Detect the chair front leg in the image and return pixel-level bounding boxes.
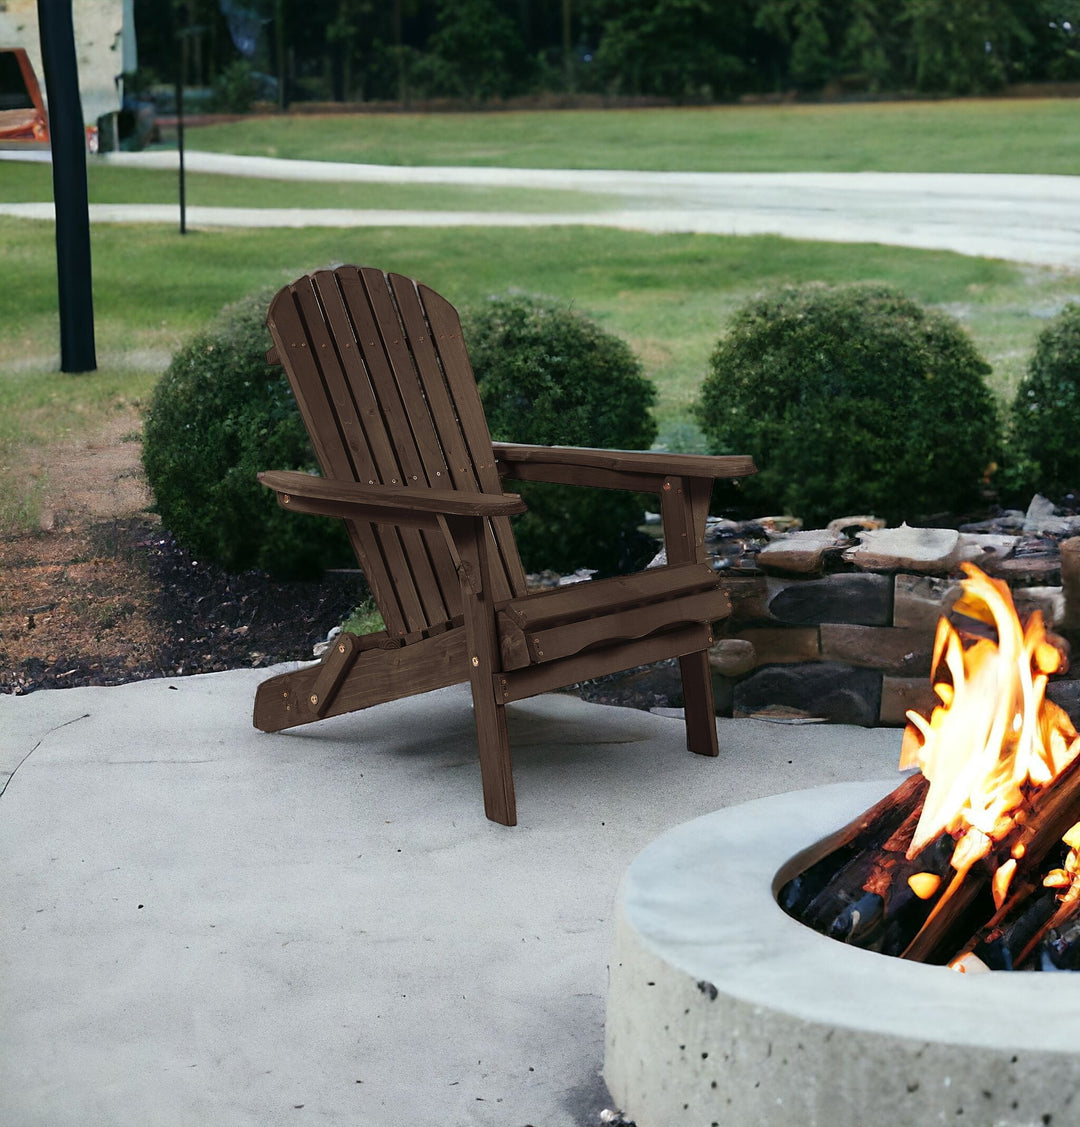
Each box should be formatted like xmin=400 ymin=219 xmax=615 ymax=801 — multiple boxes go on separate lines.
xmin=661 ymin=477 xmax=721 ymax=756
xmin=442 ymin=515 xmax=517 ymax=826
xmin=680 ymin=647 xmax=720 ymax=757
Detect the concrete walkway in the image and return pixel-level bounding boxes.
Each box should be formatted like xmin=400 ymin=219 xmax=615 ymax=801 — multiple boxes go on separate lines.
xmin=3 ymin=148 xmax=1080 ymax=268
xmin=0 ymin=666 xmax=905 ymax=1126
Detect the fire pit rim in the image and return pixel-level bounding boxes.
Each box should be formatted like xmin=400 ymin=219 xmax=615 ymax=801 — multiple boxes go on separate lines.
xmin=618 ymin=778 xmax=1080 ymax=1056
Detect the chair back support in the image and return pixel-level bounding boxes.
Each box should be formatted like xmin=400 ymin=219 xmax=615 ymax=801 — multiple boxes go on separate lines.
xmin=267 ymin=266 xmax=527 ymax=637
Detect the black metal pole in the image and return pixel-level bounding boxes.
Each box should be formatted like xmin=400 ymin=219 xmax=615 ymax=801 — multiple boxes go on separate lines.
xmin=176 ymin=45 xmax=187 ymax=236
xmin=37 ymin=0 xmax=96 ymax=373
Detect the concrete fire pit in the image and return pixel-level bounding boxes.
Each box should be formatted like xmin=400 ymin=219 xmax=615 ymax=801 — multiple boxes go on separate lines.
xmin=604 ymin=780 xmax=1080 ymax=1127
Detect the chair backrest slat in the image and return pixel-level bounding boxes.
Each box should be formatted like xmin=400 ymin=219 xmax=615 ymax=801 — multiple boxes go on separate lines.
xmin=262 ymin=281 xmax=405 ymax=634
xmin=309 ymin=270 xmax=455 ymax=627
xmin=388 ymin=273 xmax=479 ymax=492
xmin=352 ymin=269 xmax=454 ymax=485
xmin=267 ymin=266 xmax=527 ymax=637
xmin=283 ymin=274 xmax=431 ymax=633
xmin=419 ymin=282 xmax=528 ymax=601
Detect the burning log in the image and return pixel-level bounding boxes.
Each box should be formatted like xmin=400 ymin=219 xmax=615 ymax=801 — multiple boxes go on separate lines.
xmin=778 ymin=772 xmax=927 ymax=919
xmin=781 ymin=563 xmax=1080 ymax=970
xmin=778 ymin=775 xmax=953 ymax=956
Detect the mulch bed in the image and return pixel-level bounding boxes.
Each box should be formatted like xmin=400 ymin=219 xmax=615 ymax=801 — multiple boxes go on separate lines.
xmin=0 ymin=516 xmax=364 ymax=695
xmin=1 ymin=515 xmax=677 ymax=709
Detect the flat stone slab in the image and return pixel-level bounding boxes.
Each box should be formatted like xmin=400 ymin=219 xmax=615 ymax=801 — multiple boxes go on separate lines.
xmin=844 ymin=525 xmax=958 ymax=573
xmin=892 ymin=574 xmax=962 ymax=629
xmin=757 ymin=530 xmax=843 ymax=574
xmin=819 ymin=624 xmax=933 ymax=676
xmin=605 ymin=781 xmax=1080 ymax=1127
xmin=951 ymin=532 xmax=1019 ymax=568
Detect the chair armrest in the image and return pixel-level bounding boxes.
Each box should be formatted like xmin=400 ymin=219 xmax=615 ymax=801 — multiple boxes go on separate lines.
xmin=258 ymin=470 xmax=526 ymax=525
xmin=492 ymin=443 xmax=756 ymax=491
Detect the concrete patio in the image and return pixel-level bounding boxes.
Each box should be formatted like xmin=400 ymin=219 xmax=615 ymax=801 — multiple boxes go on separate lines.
xmin=1 ymin=664 xmax=905 ymax=1126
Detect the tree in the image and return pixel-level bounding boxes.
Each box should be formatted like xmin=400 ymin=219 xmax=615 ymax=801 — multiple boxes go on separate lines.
xmin=901 ymin=0 xmax=1031 ymax=94
xmin=754 ymin=0 xmax=840 ymax=88
xmin=326 ymin=0 xmax=373 ymax=100
xmin=1009 ymin=0 xmax=1080 ymax=82
xmin=592 ymin=0 xmax=755 ymax=100
xmin=842 ymin=0 xmax=903 ymax=91
xmin=415 ymin=0 xmax=532 ymax=100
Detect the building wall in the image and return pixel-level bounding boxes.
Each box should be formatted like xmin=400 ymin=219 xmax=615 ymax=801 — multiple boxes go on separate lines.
xmin=0 ymin=0 xmax=132 ymax=124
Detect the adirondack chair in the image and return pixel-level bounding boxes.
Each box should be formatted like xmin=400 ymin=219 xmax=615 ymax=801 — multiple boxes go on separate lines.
xmin=253 ymin=266 xmax=756 ymax=824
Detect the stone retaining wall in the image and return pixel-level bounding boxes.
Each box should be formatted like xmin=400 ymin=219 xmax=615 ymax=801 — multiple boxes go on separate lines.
xmin=702 ymin=513 xmax=1080 ymax=728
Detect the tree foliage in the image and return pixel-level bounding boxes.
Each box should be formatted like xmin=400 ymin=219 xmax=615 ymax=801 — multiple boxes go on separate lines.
xmin=903 ymin=0 xmax=1031 ymax=94
xmin=133 ymin=0 xmax=1077 ymax=104
xmin=591 ymin=0 xmax=754 ymax=100
xmin=409 ymin=0 xmax=533 ymax=100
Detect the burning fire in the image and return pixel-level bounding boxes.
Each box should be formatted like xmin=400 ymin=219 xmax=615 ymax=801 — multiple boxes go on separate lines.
xmin=780 ymin=563 xmax=1080 ymax=969
xmin=900 ymin=563 xmax=1080 ymax=931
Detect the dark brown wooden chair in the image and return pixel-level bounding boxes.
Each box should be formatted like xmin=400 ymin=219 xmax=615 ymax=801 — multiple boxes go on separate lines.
xmin=253 ymin=266 xmax=756 ymax=824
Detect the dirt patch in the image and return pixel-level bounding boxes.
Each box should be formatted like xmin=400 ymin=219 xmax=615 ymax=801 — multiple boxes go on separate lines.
xmin=0 ymin=418 xmax=364 ymax=694
xmin=26 ymin=411 xmax=152 ymax=529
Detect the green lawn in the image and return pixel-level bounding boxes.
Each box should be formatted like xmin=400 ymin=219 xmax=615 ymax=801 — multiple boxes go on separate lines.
xmin=5 ymin=216 xmax=1078 ymax=429
xmin=0 ymin=159 xmax=615 ymax=212
xmin=176 ymin=99 xmax=1080 ymax=175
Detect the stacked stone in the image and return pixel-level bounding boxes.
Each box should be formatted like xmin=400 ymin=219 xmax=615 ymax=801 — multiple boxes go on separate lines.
xmin=706 ymin=513 xmax=1080 ymax=729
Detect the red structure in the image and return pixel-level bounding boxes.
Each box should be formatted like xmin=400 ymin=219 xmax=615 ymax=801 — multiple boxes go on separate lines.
xmin=0 ymin=47 xmax=48 ymax=142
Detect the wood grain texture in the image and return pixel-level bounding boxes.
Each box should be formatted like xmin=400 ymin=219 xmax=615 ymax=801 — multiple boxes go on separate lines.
xmin=258 ymin=471 xmax=526 ymax=518
xmin=495 ymin=623 xmax=715 ymax=704
xmin=256 ymin=265 xmax=753 ymax=823
xmin=494 ymin=442 xmax=756 ymax=481
xmin=253 ymin=628 xmax=467 ymax=732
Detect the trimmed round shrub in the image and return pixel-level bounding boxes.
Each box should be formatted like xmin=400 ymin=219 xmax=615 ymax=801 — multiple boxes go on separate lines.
xmin=696 ymin=284 xmax=1001 ymax=527
xmin=462 ymin=294 xmax=658 ymax=575
xmin=142 ymin=291 xmax=353 ymax=579
xmin=1006 ymin=303 xmax=1080 ymax=504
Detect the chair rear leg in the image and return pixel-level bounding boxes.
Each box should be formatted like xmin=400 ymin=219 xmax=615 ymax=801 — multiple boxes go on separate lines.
xmin=679 ymin=649 xmax=719 ymax=757
xmin=470 ymin=686 xmax=517 ymax=826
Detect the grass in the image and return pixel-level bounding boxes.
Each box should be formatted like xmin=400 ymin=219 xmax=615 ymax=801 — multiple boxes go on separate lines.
xmin=5 ymin=217 xmax=1078 ymax=425
xmin=0 ymin=159 xmax=615 ymax=212
xmin=340 ymin=599 xmax=385 ymax=637
xmin=177 ymin=99 xmax=1080 ymax=175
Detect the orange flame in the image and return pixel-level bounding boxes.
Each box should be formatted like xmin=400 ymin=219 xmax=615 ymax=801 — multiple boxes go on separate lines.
xmin=901 ymin=564 xmax=1079 ymax=888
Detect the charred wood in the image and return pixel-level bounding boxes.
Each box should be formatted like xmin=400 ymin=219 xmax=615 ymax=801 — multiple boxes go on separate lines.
xmin=783 ymin=754 xmax=1080 ymax=968
xmin=778 ymin=774 xmax=958 ymax=955
xmin=778 ymin=774 xmax=927 ymax=921
xmin=1035 ymin=900 xmax=1080 ymax=970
